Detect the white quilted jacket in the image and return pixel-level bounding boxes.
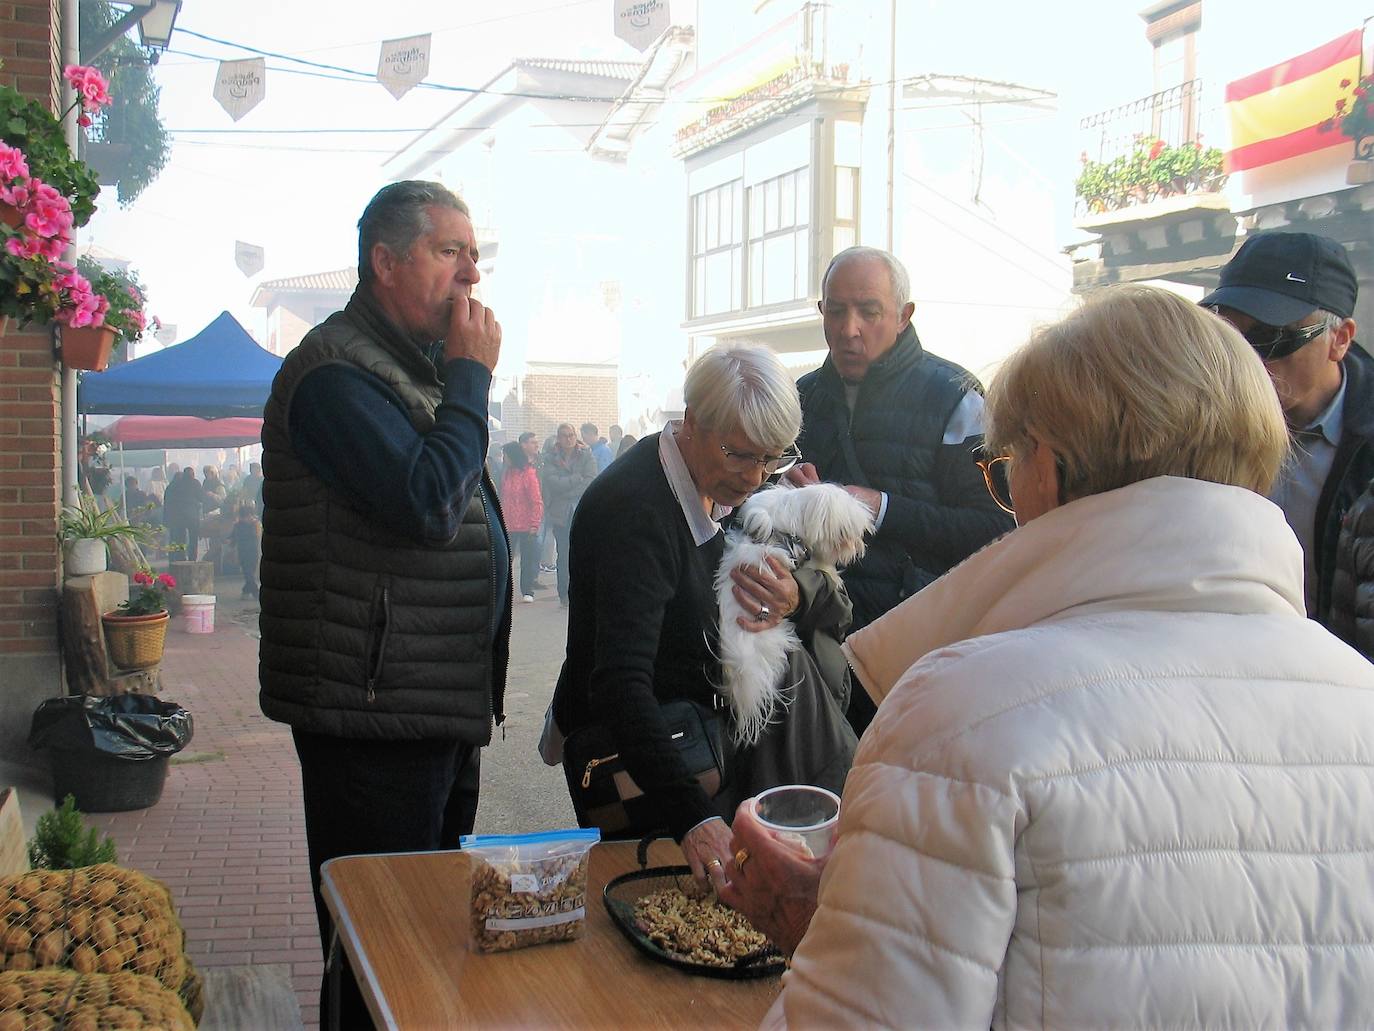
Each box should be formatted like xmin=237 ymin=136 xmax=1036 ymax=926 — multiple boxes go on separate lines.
xmin=769 ymin=477 xmax=1374 ymax=1030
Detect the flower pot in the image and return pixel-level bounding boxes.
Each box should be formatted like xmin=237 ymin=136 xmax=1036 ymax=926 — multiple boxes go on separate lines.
xmin=65 ymin=537 xmax=107 ymax=576
xmin=1348 ymin=160 xmax=1374 ymax=185
xmin=0 ymin=202 xmax=20 ymax=229
xmin=61 ymin=325 xmax=117 ymax=372
xmin=102 ymin=610 xmax=169 ymax=670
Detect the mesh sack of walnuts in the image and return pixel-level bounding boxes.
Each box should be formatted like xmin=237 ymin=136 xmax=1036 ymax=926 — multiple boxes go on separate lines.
xmin=0 ymin=865 xmax=187 ymax=993
xmin=461 ymin=828 xmax=600 ymax=953
xmin=0 ymin=969 xmax=195 ymax=1031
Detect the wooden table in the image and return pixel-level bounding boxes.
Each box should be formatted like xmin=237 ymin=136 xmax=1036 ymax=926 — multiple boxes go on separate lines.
xmin=322 ymin=840 xmax=782 ymax=1029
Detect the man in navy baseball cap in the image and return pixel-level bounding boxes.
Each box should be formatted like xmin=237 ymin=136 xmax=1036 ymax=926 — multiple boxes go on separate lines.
xmin=1202 ymin=231 xmax=1367 ymax=649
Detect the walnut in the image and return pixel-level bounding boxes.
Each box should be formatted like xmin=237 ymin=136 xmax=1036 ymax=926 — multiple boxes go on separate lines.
xmin=468 ymin=851 xmax=591 ymax=953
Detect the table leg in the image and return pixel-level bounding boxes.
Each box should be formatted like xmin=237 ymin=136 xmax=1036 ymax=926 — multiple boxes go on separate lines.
xmin=326 ymin=929 xmax=341 ymax=1031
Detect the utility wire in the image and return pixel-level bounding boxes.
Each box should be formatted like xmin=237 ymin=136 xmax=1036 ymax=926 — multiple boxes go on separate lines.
xmin=168 ymin=27 xmax=1057 ymax=110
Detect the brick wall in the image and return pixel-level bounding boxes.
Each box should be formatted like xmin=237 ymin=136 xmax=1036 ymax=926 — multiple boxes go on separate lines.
xmin=502 ymin=364 xmax=618 ymax=444
xmin=1 ymin=0 xmax=64 ymax=753
xmin=2 ymin=0 xmax=63 ymax=109
xmin=0 ymin=326 xmax=61 ymax=656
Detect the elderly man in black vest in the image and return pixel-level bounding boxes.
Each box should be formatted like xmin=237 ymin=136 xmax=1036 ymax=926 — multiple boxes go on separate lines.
xmin=791 ymin=246 xmax=1014 ymax=734
xmin=258 ymin=180 xmax=509 ymax=1029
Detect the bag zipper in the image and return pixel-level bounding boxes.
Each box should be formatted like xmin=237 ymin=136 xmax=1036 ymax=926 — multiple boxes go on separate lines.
xmin=581 ymin=752 xmax=619 ymax=788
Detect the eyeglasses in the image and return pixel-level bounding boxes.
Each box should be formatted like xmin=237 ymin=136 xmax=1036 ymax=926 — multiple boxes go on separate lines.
xmin=719 ymin=444 xmax=801 ymax=476
xmin=1204 ymin=305 xmax=1327 ymax=361
xmin=975 ymin=449 xmax=1014 ymax=514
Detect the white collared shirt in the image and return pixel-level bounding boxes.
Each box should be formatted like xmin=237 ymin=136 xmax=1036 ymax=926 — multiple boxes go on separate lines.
xmin=659 ymin=420 xmax=732 ymax=546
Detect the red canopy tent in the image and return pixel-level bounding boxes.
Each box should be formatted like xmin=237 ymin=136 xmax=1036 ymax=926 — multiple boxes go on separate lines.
xmin=105 ymin=416 xmax=263 ymax=449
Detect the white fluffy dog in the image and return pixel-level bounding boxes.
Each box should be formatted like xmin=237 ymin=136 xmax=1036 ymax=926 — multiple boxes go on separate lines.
xmin=714 ymin=481 xmax=875 ymax=746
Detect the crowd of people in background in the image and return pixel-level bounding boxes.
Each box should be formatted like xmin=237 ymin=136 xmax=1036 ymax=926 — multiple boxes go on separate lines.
xmin=489 ymin=419 xmax=635 ymax=605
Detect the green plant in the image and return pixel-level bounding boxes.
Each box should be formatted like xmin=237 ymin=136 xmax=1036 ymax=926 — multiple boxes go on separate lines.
xmin=27 ymin=794 xmax=118 ymax=869
xmin=1321 ymin=74 xmax=1374 ymax=158
xmin=76 ymin=254 xmax=152 ymax=347
xmin=79 ymin=0 xmax=171 ymax=205
xmin=0 ymin=75 xmax=101 ymax=228
xmin=1076 ymin=136 xmax=1226 ymax=214
xmin=58 ymin=490 xmax=160 ymax=546
xmin=118 ymin=567 xmax=177 ymax=615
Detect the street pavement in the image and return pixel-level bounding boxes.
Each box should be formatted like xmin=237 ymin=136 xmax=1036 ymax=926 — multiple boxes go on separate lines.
xmin=18 ymin=570 xmax=575 ymax=1028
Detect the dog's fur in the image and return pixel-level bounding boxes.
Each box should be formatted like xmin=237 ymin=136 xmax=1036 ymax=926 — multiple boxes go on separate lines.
xmin=714 ymin=482 xmax=875 ymax=746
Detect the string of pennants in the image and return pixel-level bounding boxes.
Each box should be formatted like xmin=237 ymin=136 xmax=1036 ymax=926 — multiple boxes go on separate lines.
xmin=211 ymin=1 xmax=670 ymax=122
xmin=213 ymin=34 xmax=433 ymax=121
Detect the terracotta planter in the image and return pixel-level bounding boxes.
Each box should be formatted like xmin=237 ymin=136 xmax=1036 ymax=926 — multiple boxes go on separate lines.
xmin=61 ymin=325 xmax=117 ymax=372
xmin=102 ymin=610 xmax=169 ymax=670
xmin=0 ymin=202 xmax=20 ymax=229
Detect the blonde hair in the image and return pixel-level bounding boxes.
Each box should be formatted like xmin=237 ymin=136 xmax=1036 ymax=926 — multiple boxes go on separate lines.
xmin=683 ymin=343 xmax=801 ymax=453
xmin=985 ymin=285 xmax=1289 ymax=498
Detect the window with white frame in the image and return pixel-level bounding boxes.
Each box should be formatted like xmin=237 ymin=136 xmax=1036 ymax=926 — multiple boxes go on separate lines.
xmin=747 ymin=166 xmax=810 ymax=308
xmin=690 ymin=179 xmax=743 ymax=318
xmin=687 ymin=118 xmax=859 ymax=321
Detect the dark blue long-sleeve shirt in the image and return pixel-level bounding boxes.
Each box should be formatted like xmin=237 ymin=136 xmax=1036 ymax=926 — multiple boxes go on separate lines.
xmin=287 ymin=356 xmax=508 ymax=633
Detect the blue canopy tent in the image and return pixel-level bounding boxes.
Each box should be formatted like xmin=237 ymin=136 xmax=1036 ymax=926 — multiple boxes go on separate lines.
xmin=78 ymin=311 xmax=282 ymax=417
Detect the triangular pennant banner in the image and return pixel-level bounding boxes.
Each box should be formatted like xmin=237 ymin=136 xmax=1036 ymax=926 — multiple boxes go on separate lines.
xmin=378 ymin=34 xmax=432 ymax=100
xmin=214 ymin=58 xmax=266 ymax=121
xmin=614 ymin=0 xmax=670 ymax=53
xmin=235 ymin=241 xmax=265 ymax=278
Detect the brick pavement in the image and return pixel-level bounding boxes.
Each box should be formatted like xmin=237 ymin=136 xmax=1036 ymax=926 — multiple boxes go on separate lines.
xmin=83 ymin=587 xmax=323 ymax=1027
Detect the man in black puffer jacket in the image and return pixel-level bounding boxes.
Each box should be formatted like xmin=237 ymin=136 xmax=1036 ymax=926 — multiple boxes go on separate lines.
xmin=1332 ymin=483 xmax=1374 ymax=660
xmin=259 ymin=181 xmax=510 ymax=1029
xmin=1202 ymin=232 xmax=1370 ymax=652
xmin=792 ymin=247 xmax=1014 ymax=733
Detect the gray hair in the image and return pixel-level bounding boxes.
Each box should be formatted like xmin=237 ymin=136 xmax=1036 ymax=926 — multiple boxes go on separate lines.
xmin=822 ymin=246 xmax=911 ymax=308
xmin=684 ymin=343 xmax=801 ymax=453
xmin=357 ymin=181 xmax=469 ymax=285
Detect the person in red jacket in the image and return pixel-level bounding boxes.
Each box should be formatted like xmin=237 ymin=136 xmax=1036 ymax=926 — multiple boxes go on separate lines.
xmin=501 ymin=439 xmax=543 ymax=602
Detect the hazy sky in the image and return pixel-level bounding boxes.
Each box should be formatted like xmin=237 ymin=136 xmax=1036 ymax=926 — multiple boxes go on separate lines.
xmin=78 ymin=0 xmax=1161 ymax=348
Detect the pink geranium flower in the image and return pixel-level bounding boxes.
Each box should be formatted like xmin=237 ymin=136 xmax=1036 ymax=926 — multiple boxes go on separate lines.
xmin=63 ymin=65 xmax=112 ymax=114
xmin=0 ymin=144 xmax=29 ymax=185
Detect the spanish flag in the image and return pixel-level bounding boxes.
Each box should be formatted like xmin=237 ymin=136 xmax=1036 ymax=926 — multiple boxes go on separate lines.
xmin=1224 ymin=29 xmax=1363 ymax=173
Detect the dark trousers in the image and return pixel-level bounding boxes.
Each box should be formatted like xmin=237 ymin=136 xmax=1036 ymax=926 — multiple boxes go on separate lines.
xmin=168 ymin=517 xmax=199 ymax=561
xmin=292 ymin=729 xmax=480 ymax=1031
xmin=236 ymin=542 xmax=259 ymax=598
xmin=511 ymin=531 xmax=540 ymax=597
xmin=553 ymin=521 xmax=572 ymax=602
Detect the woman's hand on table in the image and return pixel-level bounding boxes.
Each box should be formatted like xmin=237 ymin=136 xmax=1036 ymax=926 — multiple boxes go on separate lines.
xmin=716 ymin=800 xmax=825 ymax=957
xmin=682 ymin=816 xmax=735 ymax=885
xmin=730 ymin=554 xmax=800 ymax=633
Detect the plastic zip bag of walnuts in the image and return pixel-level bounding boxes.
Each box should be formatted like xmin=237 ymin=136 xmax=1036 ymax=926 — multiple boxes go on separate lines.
xmin=0 ymin=969 xmax=195 ymax=1031
xmin=0 ymin=864 xmax=188 ymax=995
xmin=460 ymin=828 xmax=600 ymax=953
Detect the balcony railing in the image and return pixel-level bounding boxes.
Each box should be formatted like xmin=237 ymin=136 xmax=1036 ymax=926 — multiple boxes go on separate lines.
xmin=1080 ymin=79 xmax=1204 ymax=164
xmin=1075 ymin=79 xmax=1227 ymax=218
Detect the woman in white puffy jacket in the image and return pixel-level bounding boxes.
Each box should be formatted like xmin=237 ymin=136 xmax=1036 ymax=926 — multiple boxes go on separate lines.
xmin=719 ymin=285 xmax=1374 ymax=1029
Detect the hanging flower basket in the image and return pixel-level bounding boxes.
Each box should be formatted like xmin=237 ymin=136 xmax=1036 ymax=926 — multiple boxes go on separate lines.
xmin=102 ymin=609 xmax=169 ymax=670
xmin=61 ymin=324 xmax=117 ymax=371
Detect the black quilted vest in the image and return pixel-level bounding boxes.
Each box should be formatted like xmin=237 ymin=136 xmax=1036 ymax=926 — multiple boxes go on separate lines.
xmin=796 ymin=324 xmax=971 ymax=629
xmin=257 ymin=293 xmax=510 ymax=743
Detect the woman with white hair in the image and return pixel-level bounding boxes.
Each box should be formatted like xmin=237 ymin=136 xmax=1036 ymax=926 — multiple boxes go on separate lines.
xmin=720 ymin=285 xmax=1374 ymax=1027
xmin=549 ymin=343 xmax=839 ymax=879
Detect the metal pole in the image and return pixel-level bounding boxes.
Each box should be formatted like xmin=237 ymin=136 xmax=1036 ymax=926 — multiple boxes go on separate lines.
xmin=60 ymin=0 xmax=81 ymax=508
xmin=886 ymin=0 xmax=896 ymax=251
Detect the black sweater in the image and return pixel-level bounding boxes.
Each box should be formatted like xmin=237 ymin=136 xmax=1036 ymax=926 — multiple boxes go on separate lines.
xmin=553 ymin=433 xmax=725 ymax=839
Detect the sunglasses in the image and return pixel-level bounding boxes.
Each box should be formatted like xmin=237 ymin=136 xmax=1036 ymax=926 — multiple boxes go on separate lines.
xmin=1205 ymin=306 xmax=1327 ymax=361
xmin=719 ymin=444 xmax=801 ymax=476
xmin=975 ymin=449 xmax=1014 ymax=515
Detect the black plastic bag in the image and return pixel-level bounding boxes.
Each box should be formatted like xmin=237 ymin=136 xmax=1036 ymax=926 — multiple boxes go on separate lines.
xmin=28 ymin=693 xmax=193 ymax=761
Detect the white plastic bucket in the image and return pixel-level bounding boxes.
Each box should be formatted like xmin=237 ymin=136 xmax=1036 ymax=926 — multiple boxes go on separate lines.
xmin=182 ymin=595 xmax=216 ymax=634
